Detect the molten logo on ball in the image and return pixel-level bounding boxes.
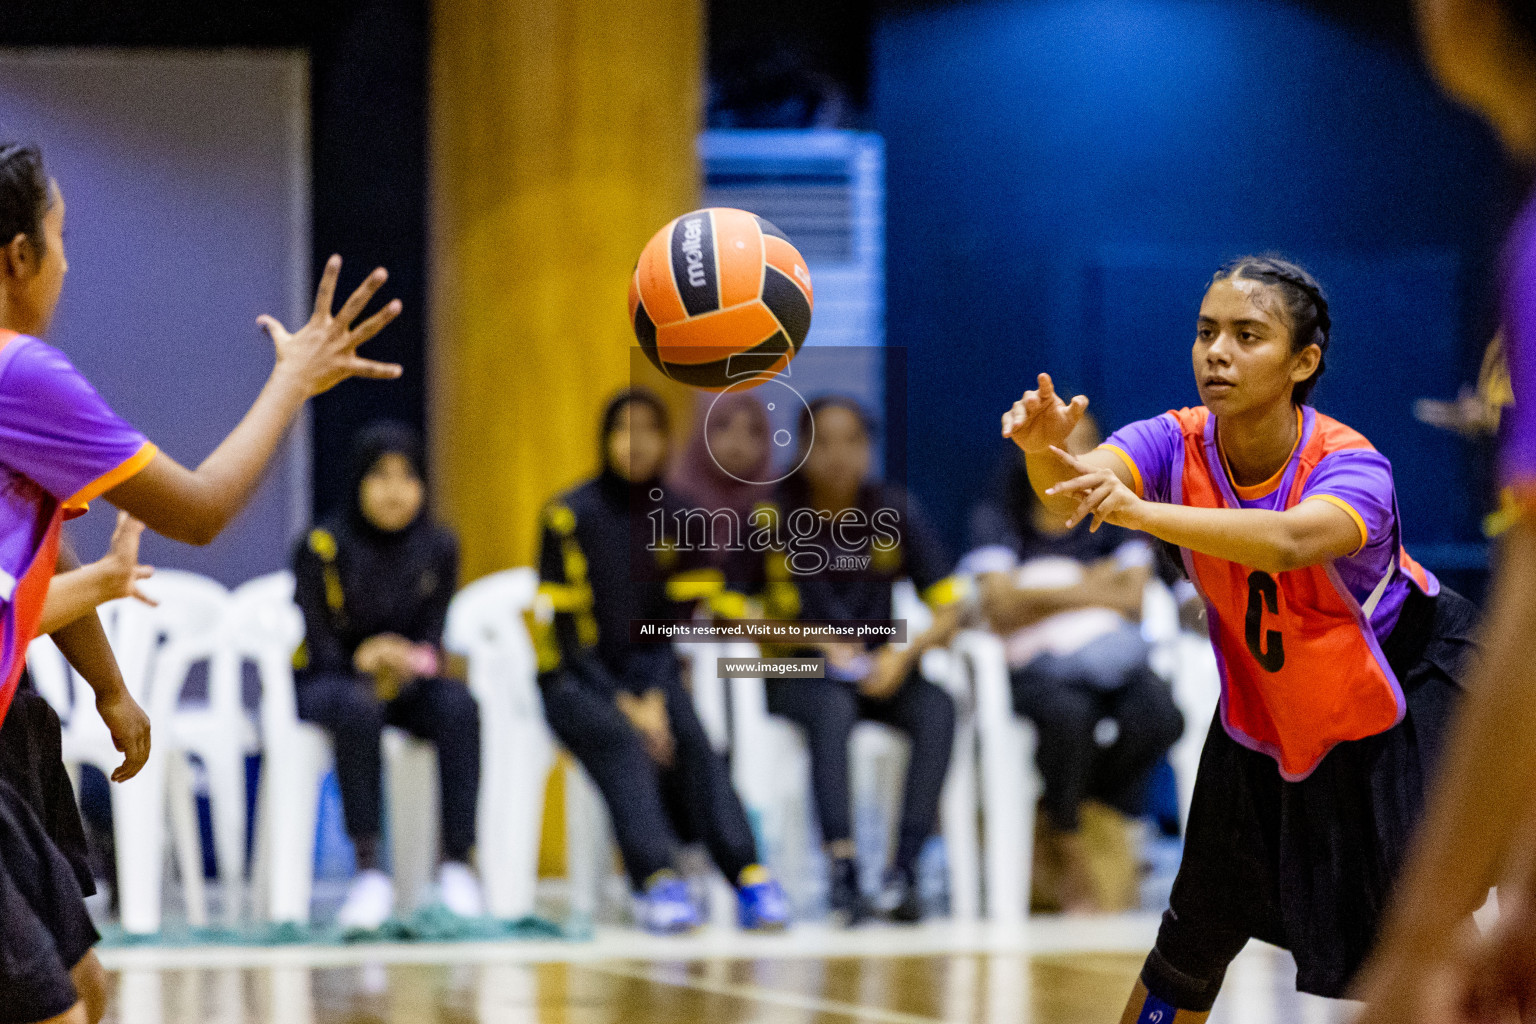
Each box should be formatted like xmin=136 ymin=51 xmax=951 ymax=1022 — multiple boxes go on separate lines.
xmin=628 ymin=207 xmax=814 ymax=391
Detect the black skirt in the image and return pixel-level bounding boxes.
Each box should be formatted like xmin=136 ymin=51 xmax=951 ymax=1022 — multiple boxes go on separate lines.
xmin=1156 ymin=585 xmax=1479 ymax=999
xmin=0 ymin=680 xmax=96 ymax=896
xmin=0 ymin=775 xmax=99 ymax=1023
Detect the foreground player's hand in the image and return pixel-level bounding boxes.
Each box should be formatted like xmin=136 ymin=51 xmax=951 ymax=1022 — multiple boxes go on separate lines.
xmin=1000 ymin=373 xmax=1088 ymax=455
xmin=95 ymin=512 xmax=156 ymax=607
xmin=261 ymin=254 xmax=403 ymax=397
xmin=97 ymin=685 xmax=152 ymax=782
xmin=1352 ymin=920 xmax=1494 ymax=1024
xmin=1045 ymin=446 xmax=1144 ymax=532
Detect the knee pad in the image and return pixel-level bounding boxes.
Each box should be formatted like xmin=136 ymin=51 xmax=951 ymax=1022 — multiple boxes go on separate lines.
xmin=1140 ymin=946 xmax=1224 ymax=1015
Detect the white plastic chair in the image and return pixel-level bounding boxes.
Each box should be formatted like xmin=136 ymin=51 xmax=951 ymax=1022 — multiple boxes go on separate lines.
xmin=721 ymin=580 xmax=981 ymax=919
xmin=245 ymin=570 xmax=473 ymax=924
xmin=154 ymin=570 xmax=255 ymax=926
xmin=1140 ymin=580 xmax=1221 ymax=827
xmin=953 ymin=626 xmax=1039 ymax=923
xmin=442 ymin=568 xmax=550 ymax=921
xmin=27 ymin=570 xmax=228 ymax=934
xmin=968 ymin=576 xmax=1219 ymax=921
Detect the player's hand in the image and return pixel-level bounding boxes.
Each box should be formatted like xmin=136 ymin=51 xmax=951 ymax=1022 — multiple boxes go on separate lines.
xmin=859 ymin=645 xmax=910 ymax=700
xmin=94 ymin=511 xmax=156 ymax=607
xmin=617 ymin=688 xmax=675 ymax=767
xmin=1001 ymin=374 xmax=1089 ymax=455
xmin=261 ymin=254 xmax=403 ymax=397
xmin=96 ymin=685 xmax=152 ymax=782
xmin=1045 ymin=446 xmax=1145 ymax=532
xmin=1352 ymin=920 xmax=1492 ymax=1024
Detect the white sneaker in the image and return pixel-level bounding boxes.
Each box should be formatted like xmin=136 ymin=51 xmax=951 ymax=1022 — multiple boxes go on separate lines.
xmin=438 ymin=861 xmax=484 ymax=918
xmin=336 ymin=869 xmax=394 ymax=931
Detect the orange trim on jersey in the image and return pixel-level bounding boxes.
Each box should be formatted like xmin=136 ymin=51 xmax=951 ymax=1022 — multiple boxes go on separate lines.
xmin=1303 ymin=494 xmax=1368 ymax=555
xmin=1220 ymin=407 xmax=1303 ymax=500
xmin=64 ymin=440 xmax=158 ymax=510
xmin=1508 ymin=480 xmax=1536 ymax=521
xmin=1099 ymin=443 xmax=1144 ymax=498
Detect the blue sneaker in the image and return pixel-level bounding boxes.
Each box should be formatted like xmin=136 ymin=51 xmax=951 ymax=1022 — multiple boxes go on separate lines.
xmin=636 ymin=872 xmax=702 ymax=935
xmin=736 ymin=865 xmax=791 ymax=931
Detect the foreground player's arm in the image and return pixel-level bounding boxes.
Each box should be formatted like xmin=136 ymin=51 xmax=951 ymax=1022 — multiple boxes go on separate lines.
xmin=38 ymin=512 xmax=154 ymax=635
xmin=104 ymin=257 xmax=401 ymax=546
xmin=46 ymin=538 xmax=152 ymax=782
xmin=1044 ymin=447 xmax=1362 ymax=574
xmin=1353 ymin=522 xmax=1536 ymax=1023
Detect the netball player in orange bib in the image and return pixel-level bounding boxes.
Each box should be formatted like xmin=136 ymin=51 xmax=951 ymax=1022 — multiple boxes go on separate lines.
xmin=1000 ymin=256 xmax=1479 ymax=1021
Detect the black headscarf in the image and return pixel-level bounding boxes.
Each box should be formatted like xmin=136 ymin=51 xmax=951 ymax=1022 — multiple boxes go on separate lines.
xmin=294 ymin=420 xmax=458 ymax=669
xmin=343 ymin=419 xmax=429 ymax=542
xmin=598 ymin=388 xmax=672 ymax=500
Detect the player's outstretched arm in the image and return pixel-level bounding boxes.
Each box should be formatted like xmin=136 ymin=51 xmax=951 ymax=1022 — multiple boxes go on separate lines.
xmin=1045 ymin=446 xmax=1363 ymax=573
xmin=1000 ymin=373 xmax=1129 ymax=518
xmin=1353 ymin=523 xmax=1536 ymax=1023
xmin=103 ymin=256 xmax=401 ymax=546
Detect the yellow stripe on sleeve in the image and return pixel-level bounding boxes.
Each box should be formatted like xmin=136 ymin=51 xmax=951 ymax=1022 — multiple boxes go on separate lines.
xmin=1098 ymin=443 xmax=1144 ymax=499
xmin=64 ymin=441 xmax=159 ymax=510
xmin=1305 ymin=494 xmax=1368 ymax=556
xmin=920 ymin=575 xmax=971 ymax=608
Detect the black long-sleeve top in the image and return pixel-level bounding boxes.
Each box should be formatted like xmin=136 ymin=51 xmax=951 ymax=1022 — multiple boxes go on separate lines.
xmin=293 ymin=516 xmax=460 ymax=676
xmin=730 ymin=481 xmax=965 ymax=656
xmin=533 ymin=470 xmax=727 ymax=696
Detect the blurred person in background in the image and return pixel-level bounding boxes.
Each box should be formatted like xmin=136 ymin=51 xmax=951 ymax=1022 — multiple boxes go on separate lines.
xmin=965 ymin=415 xmax=1183 ymax=915
xmin=293 ymin=421 xmax=483 ymax=932
xmin=532 ymin=389 xmax=789 ymax=935
xmin=1356 ymin=1 xmax=1536 ymax=1020
xmin=665 ymin=390 xmax=774 ymax=566
xmin=743 ymin=396 xmax=964 ymax=925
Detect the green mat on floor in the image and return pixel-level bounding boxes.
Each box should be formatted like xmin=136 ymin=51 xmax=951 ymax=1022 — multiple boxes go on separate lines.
xmin=97 ymin=904 xmax=576 ymax=947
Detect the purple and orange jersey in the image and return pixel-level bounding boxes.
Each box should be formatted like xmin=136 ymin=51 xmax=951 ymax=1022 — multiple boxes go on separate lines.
xmin=0 ymin=330 xmax=155 ymax=725
xmin=1105 ymin=405 xmax=1436 ymax=780
xmin=1502 ymin=189 xmax=1536 ymax=514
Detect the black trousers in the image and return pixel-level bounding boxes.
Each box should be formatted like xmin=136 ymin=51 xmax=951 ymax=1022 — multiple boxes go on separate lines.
xmin=296 ymin=673 xmax=480 ymax=864
xmin=1009 ymin=662 xmax=1184 ymax=831
xmin=766 ymin=670 xmax=956 ymax=875
xmin=540 ymin=670 xmax=759 ymax=891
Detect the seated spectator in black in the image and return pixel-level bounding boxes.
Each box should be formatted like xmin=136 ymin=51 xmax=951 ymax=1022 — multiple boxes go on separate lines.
xmin=292 ymin=421 xmax=482 ymax=931
xmin=740 ymin=396 xmax=964 ymax=925
xmin=532 ymin=388 xmax=789 ymax=935
xmin=965 ymin=416 xmax=1184 ymax=914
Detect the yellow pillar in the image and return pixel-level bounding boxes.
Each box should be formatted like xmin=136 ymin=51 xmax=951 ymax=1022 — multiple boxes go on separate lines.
xmin=430 ymin=0 xmax=702 ymax=581
xmin=430 ymin=0 xmax=703 ymax=878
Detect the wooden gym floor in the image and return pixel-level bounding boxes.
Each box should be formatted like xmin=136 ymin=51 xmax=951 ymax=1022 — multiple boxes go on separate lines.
xmin=96 ymin=920 xmax=1354 ymax=1023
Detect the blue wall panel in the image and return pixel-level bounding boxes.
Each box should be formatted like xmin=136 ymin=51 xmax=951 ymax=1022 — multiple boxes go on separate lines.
xmin=874 ymin=0 xmax=1514 ymax=559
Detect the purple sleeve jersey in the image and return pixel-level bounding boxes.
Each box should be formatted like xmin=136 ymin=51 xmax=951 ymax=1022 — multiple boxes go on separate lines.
xmin=1102 ymin=412 xmax=1182 ymax=503
xmin=0 ymin=335 xmax=154 ymax=506
xmin=1502 ymin=188 xmax=1536 ymax=514
xmin=0 ymin=334 xmax=154 ymax=582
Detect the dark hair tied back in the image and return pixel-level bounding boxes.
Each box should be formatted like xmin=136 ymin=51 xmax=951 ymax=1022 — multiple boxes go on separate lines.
xmin=1212 ymin=255 xmax=1331 ymax=405
xmin=0 ymin=144 xmax=49 ymax=258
